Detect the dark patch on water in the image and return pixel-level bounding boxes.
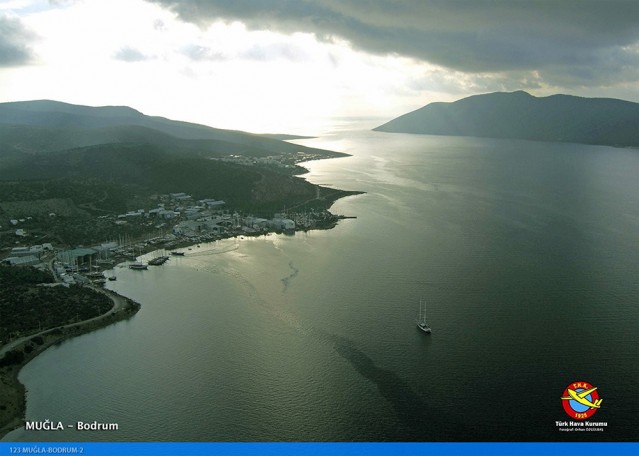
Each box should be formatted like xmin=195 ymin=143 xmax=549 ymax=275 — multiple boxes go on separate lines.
xmin=326 ymin=332 xmax=477 ymax=440
xmin=281 ymin=261 xmax=299 ymax=292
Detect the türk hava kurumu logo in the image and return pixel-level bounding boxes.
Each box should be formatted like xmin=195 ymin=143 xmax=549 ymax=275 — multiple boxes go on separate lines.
xmin=561 ymin=381 xmax=602 ymax=420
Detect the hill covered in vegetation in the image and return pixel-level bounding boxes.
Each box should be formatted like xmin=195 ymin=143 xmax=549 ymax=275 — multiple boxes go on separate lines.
xmin=0 ymin=100 xmax=343 ymax=158
xmin=0 ymin=265 xmax=112 ymax=346
xmin=374 ymin=91 xmax=639 ymax=147
xmin=0 ymin=100 xmax=357 ymax=225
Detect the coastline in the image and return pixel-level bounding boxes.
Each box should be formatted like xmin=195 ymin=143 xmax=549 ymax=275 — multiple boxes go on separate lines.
xmin=0 ymin=185 xmax=363 ymax=441
xmin=0 ymin=289 xmax=141 ymax=440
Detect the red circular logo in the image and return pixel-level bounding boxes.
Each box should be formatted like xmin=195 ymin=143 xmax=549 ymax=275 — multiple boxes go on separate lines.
xmin=561 ymin=381 xmax=602 ymax=420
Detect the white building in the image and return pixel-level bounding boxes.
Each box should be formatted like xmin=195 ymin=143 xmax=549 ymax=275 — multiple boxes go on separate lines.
xmin=10 ymin=246 xmax=30 ymax=257
xmin=271 ymin=216 xmax=295 ymax=231
xmin=245 ymin=217 xmax=270 ymax=229
xmin=159 ymin=210 xmax=179 ymax=219
xmin=200 ymin=199 xmax=226 ymax=209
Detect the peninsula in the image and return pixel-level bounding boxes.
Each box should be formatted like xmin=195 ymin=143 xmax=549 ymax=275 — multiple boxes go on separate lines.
xmin=0 ymin=100 xmax=362 ymax=250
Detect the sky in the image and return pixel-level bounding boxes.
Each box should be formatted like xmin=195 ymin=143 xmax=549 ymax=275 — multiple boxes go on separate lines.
xmin=1 ymin=0 xmax=639 ymax=134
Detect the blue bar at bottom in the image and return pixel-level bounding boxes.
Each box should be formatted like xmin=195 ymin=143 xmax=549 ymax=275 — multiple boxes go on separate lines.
xmin=0 ymin=442 xmax=638 ymax=456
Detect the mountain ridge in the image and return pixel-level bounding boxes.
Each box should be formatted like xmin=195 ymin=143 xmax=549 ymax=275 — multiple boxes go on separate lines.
xmin=0 ymin=99 xmax=346 ymax=159
xmin=374 ymin=91 xmax=639 ymax=147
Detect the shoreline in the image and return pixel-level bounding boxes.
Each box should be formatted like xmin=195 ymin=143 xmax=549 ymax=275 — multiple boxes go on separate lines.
xmin=106 ymin=193 xmax=364 ymax=266
xmin=0 ymin=191 xmax=363 ymax=441
xmin=0 ymin=289 xmax=141 ymax=440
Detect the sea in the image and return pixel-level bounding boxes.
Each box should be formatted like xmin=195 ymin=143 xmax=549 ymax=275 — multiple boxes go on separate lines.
xmin=3 ymin=131 xmax=639 ymax=442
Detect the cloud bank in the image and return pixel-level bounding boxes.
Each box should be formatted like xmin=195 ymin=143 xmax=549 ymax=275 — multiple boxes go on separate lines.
xmin=149 ymin=0 xmax=639 ymax=89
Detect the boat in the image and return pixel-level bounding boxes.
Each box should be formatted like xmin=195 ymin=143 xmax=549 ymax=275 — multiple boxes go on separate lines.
xmin=170 ymin=251 xmax=185 ymax=256
xmin=86 ymin=272 xmax=104 ymax=278
xmin=148 ymin=255 xmax=169 ymax=266
xmin=129 ymin=261 xmax=148 ymax=270
xmin=108 ymin=276 xmax=117 ymax=281
xmin=416 ymin=298 xmax=432 ymax=334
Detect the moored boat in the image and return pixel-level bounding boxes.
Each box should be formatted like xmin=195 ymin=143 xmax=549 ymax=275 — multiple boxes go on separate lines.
xmin=148 ymin=256 xmax=169 ymax=265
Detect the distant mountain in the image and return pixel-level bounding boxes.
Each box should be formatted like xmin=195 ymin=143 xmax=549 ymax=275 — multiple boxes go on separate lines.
xmin=374 ymin=91 xmax=639 ymax=147
xmin=0 ymin=100 xmax=345 ymax=159
xmin=0 ymin=123 xmax=313 ymax=161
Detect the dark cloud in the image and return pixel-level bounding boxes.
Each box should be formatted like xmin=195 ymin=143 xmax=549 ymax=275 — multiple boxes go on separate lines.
xmin=114 ymin=46 xmax=150 ymax=62
xmin=149 ymin=0 xmax=639 ymax=88
xmin=0 ymin=15 xmax=36 ymax=67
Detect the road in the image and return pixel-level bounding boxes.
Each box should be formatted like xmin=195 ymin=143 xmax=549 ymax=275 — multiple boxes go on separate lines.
xmin=0 ymin=286 xmax=127 ymax=358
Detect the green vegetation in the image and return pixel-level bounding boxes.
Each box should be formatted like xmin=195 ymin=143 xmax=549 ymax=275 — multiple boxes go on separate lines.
xmin=0 ymin=178 xmax=157 ymax=246
xmin=0 ymin=265 xmax=112 ymax=345
xmin=9 ymin=212 xmax=158 ymax=246
xmin=0 ymin=264 xmax=52 ymax=287
xmin=0 ymin=178 xmax=140 ymax=214
xmin=0 ymin=142 xmax=320 ymax=209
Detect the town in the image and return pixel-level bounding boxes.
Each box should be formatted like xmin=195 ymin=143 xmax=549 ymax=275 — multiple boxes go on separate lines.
xmin=1 ymin=190 xmax=353 ymax=284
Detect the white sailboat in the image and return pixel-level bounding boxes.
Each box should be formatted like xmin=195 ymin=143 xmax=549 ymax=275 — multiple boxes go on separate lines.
xmin=416 ymin=298 xmax=432 ymax=334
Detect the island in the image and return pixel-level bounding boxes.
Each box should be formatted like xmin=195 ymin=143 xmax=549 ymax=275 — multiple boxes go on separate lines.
xmin=374 ymin=90 xmax=639 ymax=148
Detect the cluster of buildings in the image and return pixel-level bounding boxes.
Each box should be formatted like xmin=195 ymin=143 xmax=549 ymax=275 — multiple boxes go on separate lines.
xmin=2 ymin=190 xmax=344 ymax=273
xmin=2 ymin=242 xmax=116 ymax=285
xmin=8 ymin=217 xmax=34 ymax=238
xmin=112 ymin=192 xmax=298 ymax=239
xmin=114 ymin=194 xmax=226 ymax=225
xmin=172 ymin=212 xmax=296 ymax=238
xmin=2 ymin=244 xmax=54 ymax=267
xmin=213 ymin=151 xmax=320 ymax=170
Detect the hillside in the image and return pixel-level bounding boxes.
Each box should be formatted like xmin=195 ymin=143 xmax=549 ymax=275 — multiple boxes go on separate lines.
xmin=0 ymin=100 xmax=359 ymax=241
xmin=374 ymin=91 xmax=639 ymax=147
xmin=0 ymin=100 xmax=346 ymax=159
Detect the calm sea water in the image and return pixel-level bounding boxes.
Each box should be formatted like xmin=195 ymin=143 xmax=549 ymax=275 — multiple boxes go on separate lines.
xmin=4 ymin=131 xmax=639 ymax=441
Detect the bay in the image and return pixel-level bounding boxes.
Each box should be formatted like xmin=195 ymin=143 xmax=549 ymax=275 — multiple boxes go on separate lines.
xmin=4 ymin=131 xmax=639 ymax=441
